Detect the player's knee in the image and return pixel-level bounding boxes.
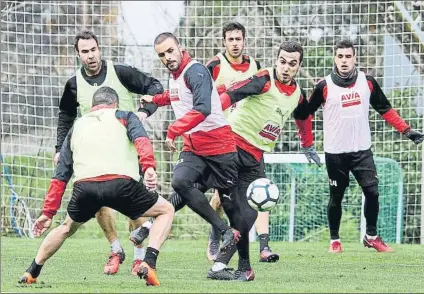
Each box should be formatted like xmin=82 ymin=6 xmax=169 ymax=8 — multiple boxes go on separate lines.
xmin=164 ymin=200 xmax=175 ymax=216
xmin=59 ymin=221 xmax=79 ymax=237
xmin=57 ymin=224 xmax=71 ymax=236
xmin=328 ymin=188 xmax=345 ymax=206
xmin=171 ymin=174 xmax=191 ymax=195
xmin=362 ymin=184 xmax=379 ymax=199
xmin=156 ymin=197 xmax=175 ymax=217
xmin=245 ymin=209 xmax=258 ymax=230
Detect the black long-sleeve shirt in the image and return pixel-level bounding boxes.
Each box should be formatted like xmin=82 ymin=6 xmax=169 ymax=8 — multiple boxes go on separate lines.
xmin=221 ymin=68 xmax=309 ymax=120
xmin=55 ymin=60 xmax=163 ymax=152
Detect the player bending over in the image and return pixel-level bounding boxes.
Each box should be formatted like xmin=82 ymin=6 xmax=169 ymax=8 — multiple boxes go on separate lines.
xmin=55 ymin=30 xmax=164 ymax=275
xmin=19 ymin=87 xmax=174 ymax=286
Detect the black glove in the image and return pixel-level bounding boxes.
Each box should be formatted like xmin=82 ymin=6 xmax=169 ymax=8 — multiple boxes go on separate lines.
xmin=404 ymin=129 xmax=424 ymax=145
xmin=301 ymin=145 xmax=322 ymax=167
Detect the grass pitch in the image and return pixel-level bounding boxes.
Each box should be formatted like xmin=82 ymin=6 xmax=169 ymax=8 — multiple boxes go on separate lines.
xmin=1 ymin=237 xmax=424 ymax=293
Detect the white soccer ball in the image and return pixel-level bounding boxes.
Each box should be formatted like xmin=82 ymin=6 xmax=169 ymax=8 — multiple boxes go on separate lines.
xmin=246 ymin=178 xmax=280 ymax=212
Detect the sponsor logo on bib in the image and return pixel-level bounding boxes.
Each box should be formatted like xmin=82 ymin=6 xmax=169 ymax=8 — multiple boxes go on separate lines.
xmin=340 ymin=91 xmax=361 ymax=108
xmin=170 ymin=87 xmax=180 ymax=102
xmin=259 ymin=121 xmax=281 ymax=142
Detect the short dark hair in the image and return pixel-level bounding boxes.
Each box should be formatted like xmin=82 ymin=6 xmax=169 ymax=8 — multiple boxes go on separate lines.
xmin=154 ymin=32 xmax=179 ymax=46
xmin=334 ymin=40 xmax=356 ymax=55
xmin=277 ymin=41 xmax=304 ymax=63
xmin=74 ymin=30 xmax=99 ymax=52
xmin=92 ymin=87 xmax=119 ymax=107
xmin=222 ymin=22 xmax=246 ymax=39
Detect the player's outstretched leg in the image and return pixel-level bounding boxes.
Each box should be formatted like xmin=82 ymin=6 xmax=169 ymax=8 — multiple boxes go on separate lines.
xmin=256 ymin=211 xmax=279 ymax=262
xmin=129 ymin=190 xmax=189 ymax=247
xmin=96 ymin=207 xmax=126 ymax=275
xmin=207 ymin=190 xmax=224 ymax=261
xmin=19 ymin=215 xmax=82 ymax=284
xmin=130 ymin=195 xmax=174 ymax=286
xmin=361 ymin=185 xmax=394 ymax=253
xmin=172 ymin=166 xmax=240 ymax=252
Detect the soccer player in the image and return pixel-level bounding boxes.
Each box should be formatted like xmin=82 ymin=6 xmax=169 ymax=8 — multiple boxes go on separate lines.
xmin=205 ymin=22 xmax=280 ymax=263
xmin=139 ymin=32 xmax=241 ymax=251
xmin=307 ymin=40 xmax=424 ymax=253
xmin=207 ymin=41 xmax=321 ymax=281
xmin=54 ymin=30 xmax=164 ymax=275
xmin=18 ymin=87 xmax=174 ymax=286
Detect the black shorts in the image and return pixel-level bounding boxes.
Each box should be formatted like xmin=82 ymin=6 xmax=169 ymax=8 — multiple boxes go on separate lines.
xmin=174 ymin=151 xmax=238 ymax=189
xmin=67 ymin=178 xmax=159 ymax=223
xmin=325 ymin=148 xmax=378 ymax=189
xmin=237 ymin=147 xmax=266 ymax=185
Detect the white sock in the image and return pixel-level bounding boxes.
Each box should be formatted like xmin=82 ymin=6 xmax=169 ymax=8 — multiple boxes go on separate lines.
xmin=366 ymin=234 xmax=377 ymax=240
xmin=212 ymin=262 xmax=227 ymax=272
xmin=134 ymin=246 xmax=145 ymax=261
xmin=110 ymin=239 xmax=122 ymax=253
xmin=330 ymin=239 xmax=341 ymax=244
xmin=142 ymin=220 xmax=153 ymax=229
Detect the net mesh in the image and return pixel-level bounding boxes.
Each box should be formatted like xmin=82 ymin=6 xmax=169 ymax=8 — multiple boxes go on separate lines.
xmin=1 ymin=1 xmax=423 ymax=243
xmin=265 ymin=155 xmax=403 ymax=243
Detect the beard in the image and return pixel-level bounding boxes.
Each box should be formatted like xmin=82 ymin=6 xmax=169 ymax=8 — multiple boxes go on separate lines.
xmin=166 ymin=60 xmax=179 ymax=71
xmin=84 ymin=60 xmax=101 ymax=75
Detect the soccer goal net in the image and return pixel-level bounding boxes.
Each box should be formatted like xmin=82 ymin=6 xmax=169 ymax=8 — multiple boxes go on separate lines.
xmin=263 ymin=153 xmax=404 ymax=244
xmin=1 ymin=1 xmax=423 ymax=243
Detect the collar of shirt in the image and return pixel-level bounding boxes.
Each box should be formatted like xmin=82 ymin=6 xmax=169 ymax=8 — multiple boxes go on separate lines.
xmin=81 ymin=60 xmax=106 ymax=79
xmin=273 ymin=68 xmax=297 ymax=96
xmin=222 ymin=52 xmax=249 ymax=64
xmin=171 ymin=51 xmax=192 ymax=80
xmin=90 ymin=104 xmax=116 ymax=112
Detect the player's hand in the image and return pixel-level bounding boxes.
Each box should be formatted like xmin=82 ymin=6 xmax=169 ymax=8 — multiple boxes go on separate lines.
xmin=165 ymin=137 xmax=177 ymax=153
xmin=140 ymin=95 xmax=154 ymax=104
xmin=301 ymin=145 xmax=322 ymax=167
xmin=135 ymin=111 xmax=148 ymax=122
xmin=53 ymin=152 xmax=60 ymax=166
xmin=33 ymin=215 xmax=52 ymax=237
xmin=405 ymin=129 xmax=424 ymax=145
xmin=144 ymin=167 xmax=157 ymax=191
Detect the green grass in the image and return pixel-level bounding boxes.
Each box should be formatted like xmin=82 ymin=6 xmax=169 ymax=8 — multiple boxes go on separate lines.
xmin=1 ymin=237 xmax=424 ymax=293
